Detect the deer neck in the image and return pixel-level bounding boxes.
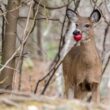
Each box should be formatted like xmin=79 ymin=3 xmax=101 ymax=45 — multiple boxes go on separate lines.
xmin=80 ymin=36 xmax=97 ymax=52
xmin=79 ymin=36 xmax=99 ymax=64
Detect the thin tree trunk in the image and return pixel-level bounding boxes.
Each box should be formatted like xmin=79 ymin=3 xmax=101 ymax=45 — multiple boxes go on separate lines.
xmin=0 ymin=0 xmax=20 ymax=89
xmin=37 ymin=20 xmax=42 ymax=58
xmin=36 ymin=8 xmax=43 ymax=60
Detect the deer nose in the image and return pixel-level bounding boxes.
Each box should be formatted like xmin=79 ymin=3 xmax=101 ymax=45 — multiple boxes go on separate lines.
xmin=73 ymin=30 xmax=80 ymax=35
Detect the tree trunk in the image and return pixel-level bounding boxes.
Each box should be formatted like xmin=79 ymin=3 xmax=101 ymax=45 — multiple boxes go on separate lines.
xmin=36 ymin=8 xmax=43 ymax=60
xmin=37 ymin=21 xmax=43 ymax=58
xmin=0 ymin=0 xmax=20 ymax=89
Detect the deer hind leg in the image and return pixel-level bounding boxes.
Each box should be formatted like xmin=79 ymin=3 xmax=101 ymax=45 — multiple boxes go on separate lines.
xmin=91 ymin=83 xmax=100 ymax=103
xmin=74 ymin=82 xmax=99 ymax=102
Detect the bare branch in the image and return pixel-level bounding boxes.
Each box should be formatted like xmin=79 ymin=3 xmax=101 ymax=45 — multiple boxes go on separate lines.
xmin=34 ymin=0 xmax=81 ymax=95
xmin=16 ymin=0 xmax=35 ymax=90
xmin=18 ymin=17 xmax=62 ymax=24
xmin=102 ymin=55 xmax=110 ymax=75
xmin=34 ymin=0 xmax=73 ymax=10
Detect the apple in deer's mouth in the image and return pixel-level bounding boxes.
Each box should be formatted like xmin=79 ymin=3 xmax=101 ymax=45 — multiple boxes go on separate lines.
xmin=73 ymin=33 xmax=82 ymax=42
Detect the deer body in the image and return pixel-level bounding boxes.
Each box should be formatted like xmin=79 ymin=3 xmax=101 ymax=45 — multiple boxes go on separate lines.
xmin=63 ymin=9 xmax=102 ymax=102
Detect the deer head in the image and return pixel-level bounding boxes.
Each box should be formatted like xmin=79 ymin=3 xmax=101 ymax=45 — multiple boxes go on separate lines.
xmin=66 ymin=9 xmax=101 ymax=42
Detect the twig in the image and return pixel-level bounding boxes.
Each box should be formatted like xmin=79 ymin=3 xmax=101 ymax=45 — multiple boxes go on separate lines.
xmin=0 ymin=64 xmax=17 ymax=72
xmin=18 ymin=17 xmax=62 ymax=23
xmin=0 ymin=0 xmax=36 ymax=17
xmin=74 ymin=0 xmax=81 ymax=12
xmin=34 ymin=4 xmax=69 ymax=94
xmin=101 ymin=23 xmax=110 ymax=62
xmin=105 ymin=0 xmax=110 ymax=16
xmin=34 ymin=0 xmax=73 ymax=10
xmin=0 ymin=47 xmax=20 ymax=72
xmin=50 ymin=5 xmax=69 ymax=70
xmin=34 ymin=0 xmax=81 ymax=95
xmin=49 ymin=0 xmax=82 ymax=71
xmin=15 ymin=0 xmax=42 ymax=90
xmin=16 ymin=0 xmax=35 ymax=90
xmin=0 ymin=0 xmax=40 ymax=74
xmin=41 ymin=61 xmax=62 ymax=95
xmin=0 ymin=5 xmax=21 ymax=16
xmin=41 ymin=0 xmax=81 ymax=94
xmin=102 ymin=55 xmax=110 ymax=75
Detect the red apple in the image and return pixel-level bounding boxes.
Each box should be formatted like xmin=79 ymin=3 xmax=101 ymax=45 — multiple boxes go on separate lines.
xmin=73 ymin=34 xmax=82 ymax=42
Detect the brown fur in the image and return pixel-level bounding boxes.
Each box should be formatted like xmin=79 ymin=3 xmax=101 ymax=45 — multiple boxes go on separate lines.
xmin=63 ymin=14 xmax=102 ymax=102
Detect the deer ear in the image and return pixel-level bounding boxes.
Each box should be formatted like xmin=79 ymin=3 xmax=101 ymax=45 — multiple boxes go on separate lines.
xmin=90 ymin=9 xmax=101 ymax=23
xmin=66 ymin=9 xmax=78 ymax=21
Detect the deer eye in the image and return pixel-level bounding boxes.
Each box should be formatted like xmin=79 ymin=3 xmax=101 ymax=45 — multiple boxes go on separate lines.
xmin=85 ymin=24 xmax=91 ymax=28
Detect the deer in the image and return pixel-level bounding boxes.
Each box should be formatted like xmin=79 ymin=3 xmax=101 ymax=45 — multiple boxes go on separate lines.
xmin=63 ymin=9 xmax=102 ymax=103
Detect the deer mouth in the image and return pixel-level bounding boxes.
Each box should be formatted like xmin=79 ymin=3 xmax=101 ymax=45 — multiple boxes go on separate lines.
xmin=73 ymin=30 xmax=91 ymax=43
xmin=73 ymin=30 xmax=82 ymax=42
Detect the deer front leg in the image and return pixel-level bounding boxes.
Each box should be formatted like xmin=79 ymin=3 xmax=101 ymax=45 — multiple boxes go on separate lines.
xmin=63 ymin=77 xmax=74 ymax=99
xmin=91 ymin=83 xmax=100 ymax=103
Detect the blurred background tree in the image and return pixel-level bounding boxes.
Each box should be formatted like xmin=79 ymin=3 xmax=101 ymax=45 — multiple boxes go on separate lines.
xmin=0 ymin=0 xmax=20 ymax=90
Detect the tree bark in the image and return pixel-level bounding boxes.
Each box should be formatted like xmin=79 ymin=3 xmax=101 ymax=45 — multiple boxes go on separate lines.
xmin=36 ymin=7 xmax=43 ymax=60
xmin=37 ymin=20 xmax=43 ymax=58
xmin=0 ymin=0 xmax=21 ymax=89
